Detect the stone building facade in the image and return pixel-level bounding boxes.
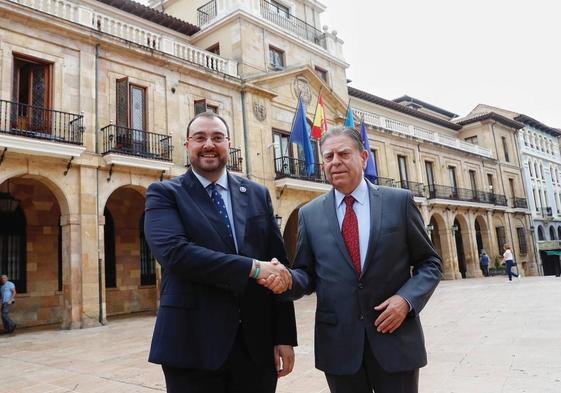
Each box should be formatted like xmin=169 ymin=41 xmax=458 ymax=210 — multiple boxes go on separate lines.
xmin=0 ymin=0 xmax=538 ymax=330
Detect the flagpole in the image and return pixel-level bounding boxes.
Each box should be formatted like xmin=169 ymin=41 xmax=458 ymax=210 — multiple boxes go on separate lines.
xmin=311 ymin=87 xmax=323 ymax=140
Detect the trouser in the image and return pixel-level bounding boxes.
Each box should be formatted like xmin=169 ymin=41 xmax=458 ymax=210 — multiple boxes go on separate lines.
xmin=325 ymin=338 xmax=419 ymax=393
xmin=506 ymin=260 xmax=518 ymax=281
xmin=482 ymin=265 xmax=489 ymax=277
xmin=1 ymin=302 xmax=16 ymax=332
xmin=162 ymin=330 xmax=277 ymax=393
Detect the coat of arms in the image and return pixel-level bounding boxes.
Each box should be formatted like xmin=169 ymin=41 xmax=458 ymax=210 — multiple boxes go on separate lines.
xmin=253 ymin=98 xmax=267 ymax=122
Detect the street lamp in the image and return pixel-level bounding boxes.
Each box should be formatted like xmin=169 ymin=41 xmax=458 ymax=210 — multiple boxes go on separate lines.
xmin=275 ymin=214 xmax=283 ymax=228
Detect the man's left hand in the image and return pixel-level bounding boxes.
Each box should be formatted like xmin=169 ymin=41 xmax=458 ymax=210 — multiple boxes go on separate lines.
xmin=274 ymin=345 xmax=295 ymax=377
xmin=373 ymin=295 xmax=409 ymax=334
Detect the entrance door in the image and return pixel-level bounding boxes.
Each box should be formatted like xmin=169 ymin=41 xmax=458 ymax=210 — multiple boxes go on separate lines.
xmin=454 ymin=219 xmax=466 ymax=278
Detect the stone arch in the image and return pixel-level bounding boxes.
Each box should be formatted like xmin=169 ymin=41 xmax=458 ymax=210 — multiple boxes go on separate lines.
xmin=474 ymin=215 xmax=492 ymax=263
xmin=452 ymin=212 xmax=473 ymax=278
xmin=537 ymin=225 xmax=545 ymax=241
xmin=549 ymin=225 xmax=556 ymax=240
xmin=428 ymin=212 xmax=454 ymax=279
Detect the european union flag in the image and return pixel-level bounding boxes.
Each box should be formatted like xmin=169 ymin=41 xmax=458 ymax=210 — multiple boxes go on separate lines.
xmin=289 ymin=96 xmax=316 ymax=176
xmin=360 ymin=117 xmax=378 ymax=183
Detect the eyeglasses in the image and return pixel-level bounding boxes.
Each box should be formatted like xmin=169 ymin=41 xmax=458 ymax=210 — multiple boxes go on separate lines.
xmin=188 ymin=134 xmax=229 ymax=144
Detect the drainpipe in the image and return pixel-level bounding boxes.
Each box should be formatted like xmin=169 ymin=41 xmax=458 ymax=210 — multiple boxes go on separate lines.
xmin=241 ymin=89 xmax=251 ymax=180
xmin=95 ymin=44 xmax=105 ymax=324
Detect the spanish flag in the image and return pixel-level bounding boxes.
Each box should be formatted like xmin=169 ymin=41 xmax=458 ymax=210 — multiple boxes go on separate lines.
xmin=311 ymin=95 xmax=328 ymax=139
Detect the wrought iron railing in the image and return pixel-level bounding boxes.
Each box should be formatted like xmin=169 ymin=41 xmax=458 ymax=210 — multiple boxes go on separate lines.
xmin=372 ymin=176 xmax=395 ymax=187
xmin=101 ymin=125 xmax=172 ymax=161
xmin=514 ymin=197 xmax=528 ymax=209
xmin=274 ymin=156 xmax=326 ymax=183
xmin=0 ymin=99 xmax=84 ymax=145
xmin=197 ymin=0 xmax=217 ymax=27
xmin=260 ymin=0 xmax=325 ymax=47
xmin=228 ymin=147 xmax=243 ymax=172
xmin=426 ymin=184 xmax=507 ymax=206
xmin=396 ymin=180 xmax=425 ymax=197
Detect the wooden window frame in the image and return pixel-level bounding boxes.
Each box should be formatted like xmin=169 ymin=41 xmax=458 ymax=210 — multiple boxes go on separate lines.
xmin=269 ymin=45 xmax=285 ymax=70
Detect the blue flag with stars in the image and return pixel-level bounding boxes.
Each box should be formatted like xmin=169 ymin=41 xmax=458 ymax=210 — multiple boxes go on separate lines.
xmin=289 ymin=96 xmax=316 ymax=176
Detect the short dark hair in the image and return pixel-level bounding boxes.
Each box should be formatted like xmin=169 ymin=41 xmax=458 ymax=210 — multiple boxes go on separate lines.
xmin=320 ymin=126 xmax=365 ymax=152
xmin=186 ymin=111 xmax=230 ymax=138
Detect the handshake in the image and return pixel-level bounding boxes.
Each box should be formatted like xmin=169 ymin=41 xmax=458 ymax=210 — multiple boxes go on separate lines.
xmin=251 ymin=258 xmax=292 ymax=294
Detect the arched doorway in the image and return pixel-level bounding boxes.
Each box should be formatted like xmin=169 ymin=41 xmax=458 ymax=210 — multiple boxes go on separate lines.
xmin=283 ymin=208 xmax=300 ymax=265
xmin=429 ymin=216 xmax=442 ymax=258
xmin=103 ymin=186 xmax=156 ymax=317
xmin=0 ymin=177 xmax=66 ymax=328
xmin=454 ymin=218 xmax=466 ymax=278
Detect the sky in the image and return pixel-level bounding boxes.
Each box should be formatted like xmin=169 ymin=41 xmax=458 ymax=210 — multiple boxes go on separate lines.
xmin=319 ymin=0 xmax=561 ymax=125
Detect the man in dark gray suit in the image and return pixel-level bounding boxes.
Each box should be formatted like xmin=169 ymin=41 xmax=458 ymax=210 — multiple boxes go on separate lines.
xmin=261 ymin=126 xmax=442 ymax=393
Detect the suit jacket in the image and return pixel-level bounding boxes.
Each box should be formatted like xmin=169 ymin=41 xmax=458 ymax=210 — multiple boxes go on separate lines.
xmin=287 ymin=183 xmax=441 ymax=375
xmin=144 ymin=169 xmax=297 ymax=370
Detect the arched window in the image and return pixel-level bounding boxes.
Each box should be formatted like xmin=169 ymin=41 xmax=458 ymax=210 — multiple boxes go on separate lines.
xmin=540 ymin=164 xmax=544 ymax=179
xmin=0 ymin=206 xmax=27 ymax=293
xmin=139 ymin=213 xmax=156 ymax=286
xmin=534 ymin=162 xmax=539 ymax=179
xmin=538 ymin=226 xmax=545 ymax=241
xmin=550 ymin=226 xmax=557 ymax=240
xmin=529 ymin=161 xmax=534 ymax=177
xmin=557 ymin=226 xmax=561 ymax=241
xmin=104 ymin=207 xmax=116 ymax=288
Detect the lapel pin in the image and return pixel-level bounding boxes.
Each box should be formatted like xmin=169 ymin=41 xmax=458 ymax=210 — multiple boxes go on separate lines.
xmin=240 ymin=186 xmax=247 ymax=193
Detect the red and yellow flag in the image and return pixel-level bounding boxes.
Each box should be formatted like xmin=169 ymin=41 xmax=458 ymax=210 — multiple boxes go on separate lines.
xmin=311 ymin=95 xmax=328 ymax=139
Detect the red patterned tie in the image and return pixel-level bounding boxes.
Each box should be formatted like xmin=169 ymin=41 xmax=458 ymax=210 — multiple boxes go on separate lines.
xmin=342 ymin=195 xmax=361 ymax=274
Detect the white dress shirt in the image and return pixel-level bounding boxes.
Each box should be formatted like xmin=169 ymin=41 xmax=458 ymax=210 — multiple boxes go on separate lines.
xmin=192 ymin=169 xmax=238 ymax=252
xmin=334 ymin=178 xmax=371 ymax=269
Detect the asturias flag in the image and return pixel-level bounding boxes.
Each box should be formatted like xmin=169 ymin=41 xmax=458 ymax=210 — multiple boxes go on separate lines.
xmin=311 ymin=95 xmax=328 ymax=139
xmin=360 ymin=117 xmax=378 ymax=183
xmin=289 ymin=96 xmax=316 ymax=176
xmin=344 ymin=101 xmax=355 ymax=129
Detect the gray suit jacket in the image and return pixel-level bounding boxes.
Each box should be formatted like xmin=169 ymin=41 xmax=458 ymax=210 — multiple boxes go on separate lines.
xmin=287 ymin=183 xmax=442 ymax=375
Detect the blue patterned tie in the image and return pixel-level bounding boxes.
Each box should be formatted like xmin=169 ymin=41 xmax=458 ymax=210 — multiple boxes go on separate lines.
xmin=208 ymin=183 xmax=234 ymax=239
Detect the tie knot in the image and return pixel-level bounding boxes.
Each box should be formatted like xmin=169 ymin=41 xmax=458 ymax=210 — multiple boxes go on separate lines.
xmin=343 ymin=195 xmax=355 ymax=208
xmin=208 ymin=183 xmax=217 ymax=192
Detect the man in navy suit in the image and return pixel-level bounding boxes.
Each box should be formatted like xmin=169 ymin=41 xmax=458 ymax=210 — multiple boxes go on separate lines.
xmin=261 ymin=126 xmax=441 ymax=393
xmin=144 ymin=112 xmax=297 ymax=393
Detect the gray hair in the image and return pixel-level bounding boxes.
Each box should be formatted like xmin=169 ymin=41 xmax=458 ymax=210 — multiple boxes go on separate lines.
xmin=320 ymin=126 xmax=365 ymax=152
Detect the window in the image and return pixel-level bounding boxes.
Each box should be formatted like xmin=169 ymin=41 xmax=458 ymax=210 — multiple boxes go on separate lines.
xmin=116 ymin=78 xmax=147 ymax=154
xmin=314 ymin=66 xmax=328 ymax=83
xmin=269 ymin=46 xmax=285 ymax=70
xmin=501 ymin=136 xmax=510 ymax=162
xmin=425 ymin=161 xmax=435 ymax=196
xmin=516 ymin=227 xmax=527 ymax=255
xmin=509 ymin=178 xmax=516 ymax=206
xmin=267 ymin=0 xmax=290 ymax=18
xmin=496 ymin=226 xmax=506 ymax=255
xmin=104 ymin=208 xmax=116 ymax=289
xmin=558 ymin=226 xmax=561 ymax=241
xmin=537 ymin=226 xmax=545 ymax=241
xmin=398 ymin=155 xmax=409 ymax=183
xmin=464 ymin=136 xmax=478 ymax=145
xmin=371 ymin=149 xmax=379 ymax=175
xmin=550 ymin=226 xmax=556 ymax=240
xmin=12 ymin=55 xmax=53 ymax=133
xmin=140 ymin=213 xmax=156 ymax=286
xmin=469 ymin=170 xmax=477 ymax=191
xmin=448 ymin=166 xmax=458 ymax=195
xmin=487 ymin=174 xmax=494 ymax=193
xmin=0 ymin=206 xmax=27 ymax=293
xmin=206 ymin=43 xmax=220 ymax=55
xmin=194 ymin=99 xmax=218 ymax=115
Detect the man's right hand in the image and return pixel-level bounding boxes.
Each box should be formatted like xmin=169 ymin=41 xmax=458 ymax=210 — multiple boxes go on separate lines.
xmin=256 ymin=258 xmax=292 ymax=294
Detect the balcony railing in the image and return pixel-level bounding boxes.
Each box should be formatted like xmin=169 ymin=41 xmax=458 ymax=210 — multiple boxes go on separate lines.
xmin=227 ymin=147 xmax=243 ymax=172
xmin=372 ymin=176 xmax=394 ymax=187
xmin=274 ymin=156 xmax=326 ymax=183
xmin=197 ymin=0 xmax=217 ymax=27
xmin=426 ymin=184 xmax=507 ymax=206
xmin=541 ymin=207 xmax=553 ymax=217
xmin=514 ymin=197 xmax=528 ymax=209
xmin=396 ymin=180 xmax=425 ymax=197
xmin=101 ymin=125 xmax=172 ymax=161
xmin=260 ymin=0 xmax=325 ymax=48
xmin=0 ymin=99 xmax=84 ymax=145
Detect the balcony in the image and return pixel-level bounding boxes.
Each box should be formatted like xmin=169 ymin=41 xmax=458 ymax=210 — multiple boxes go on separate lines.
xmin=426 ymin=184 xmax=507 ymax=206
xmin=259 ymin=0 xmax=325 ymax=48
xmin=372 ymin=176 xmax=395 ymax=187
xmin=541 ymin=207 xmax=553 ymax=218
xmin=197 ymin=0 xmax=217 ymax=27
xmin=0 ymin=99 xmax=85 ymax=158
xmin=275 ymin=156 xmax=325 ymax=183
xmin=514 ymin=197 xmax=528 ymax=209
xmin=101 ymin=124 xmax=173 ymax=171
xmin=396 ymin=180 xmax=425 ymax=197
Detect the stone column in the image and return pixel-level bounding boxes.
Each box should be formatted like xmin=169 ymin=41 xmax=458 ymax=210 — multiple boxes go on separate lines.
xmin=60 ymin=214 xmax=82 ymax=329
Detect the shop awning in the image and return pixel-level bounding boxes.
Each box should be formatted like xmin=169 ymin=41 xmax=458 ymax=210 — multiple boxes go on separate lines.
xmin=545 ymin=250 xmax=561 ymax=256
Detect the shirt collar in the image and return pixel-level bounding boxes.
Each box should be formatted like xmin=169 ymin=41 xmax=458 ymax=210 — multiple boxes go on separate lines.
xmin=192 ymin=169 xmax=229 ymax=191
xmin=335 ymin=178 xmax=368 ymax=208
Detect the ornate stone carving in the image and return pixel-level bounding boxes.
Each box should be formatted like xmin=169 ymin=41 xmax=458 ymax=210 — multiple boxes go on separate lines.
xmin=253 ymin=97 xmax=267 ymax=122
xmin=292 ymin=76 xmax=312 ymax=105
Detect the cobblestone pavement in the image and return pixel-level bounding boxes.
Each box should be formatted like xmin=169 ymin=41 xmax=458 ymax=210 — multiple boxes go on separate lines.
xmin=1 ymin=276 xmax=560 ymax=393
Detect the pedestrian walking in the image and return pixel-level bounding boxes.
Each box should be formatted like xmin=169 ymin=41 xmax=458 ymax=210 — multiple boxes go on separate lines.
xmin=479 ymin=251 xmax=489 ymax=277
xmin=503 ymin=244 xmax=519 ymax=282
xmin=1 ymin=274 xmax=16 ymax=334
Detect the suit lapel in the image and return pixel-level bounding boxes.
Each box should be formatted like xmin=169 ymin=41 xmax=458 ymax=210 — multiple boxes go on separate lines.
xmin=228 ymin=173 xmax=248 ymax=252
xmin=361 ymin=181 xmax=381 ymax=277
xmin=323 ymin=190 xmax=357 ymax=273
xmin=181 ymin=169 xmax=236 ymax=251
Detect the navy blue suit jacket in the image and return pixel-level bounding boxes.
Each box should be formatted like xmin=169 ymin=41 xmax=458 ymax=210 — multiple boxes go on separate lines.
xmin=286 ymin=184 xmax=441 ymax=374
xmin=144 ymin=169 xmax=297 ymax=370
